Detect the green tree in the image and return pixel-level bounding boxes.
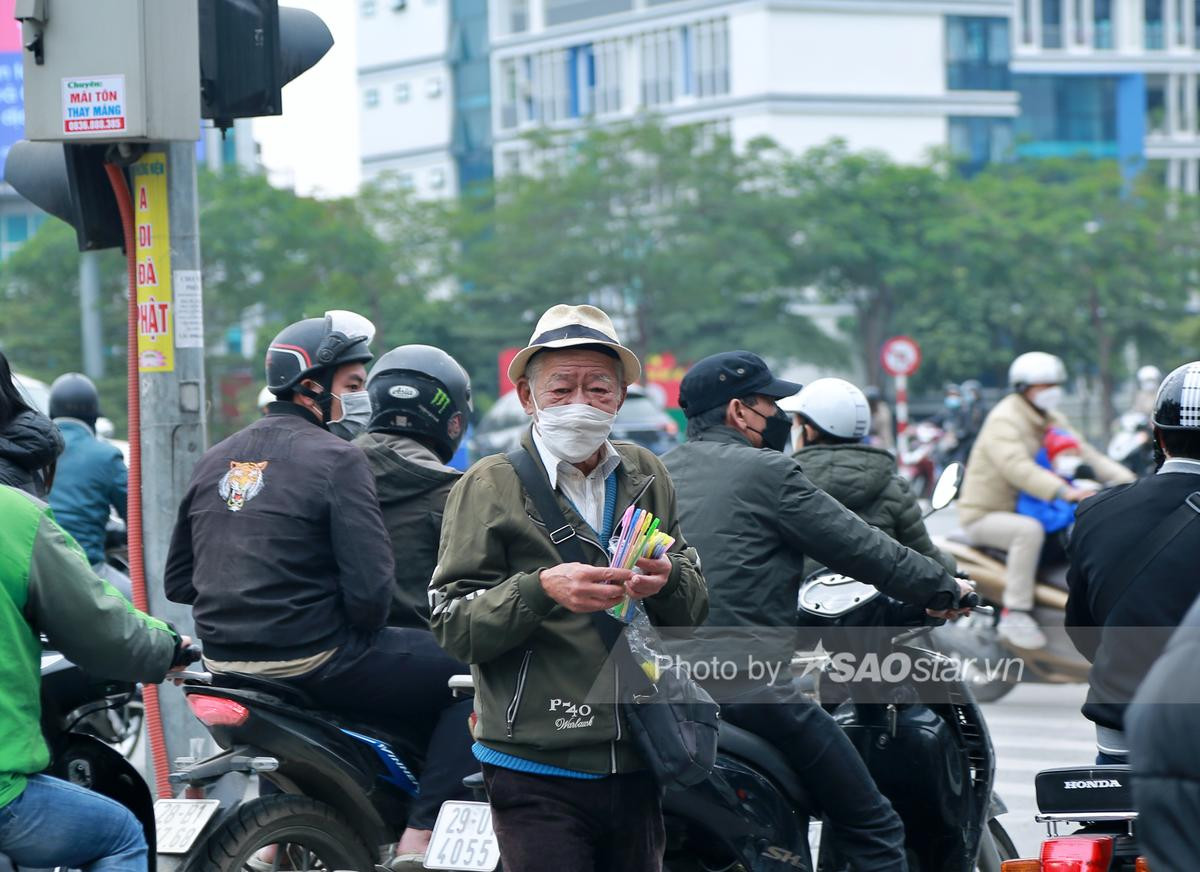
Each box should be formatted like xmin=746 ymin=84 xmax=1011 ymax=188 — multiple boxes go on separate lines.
xmin=443 ymin=120 xmax=841 ymax=394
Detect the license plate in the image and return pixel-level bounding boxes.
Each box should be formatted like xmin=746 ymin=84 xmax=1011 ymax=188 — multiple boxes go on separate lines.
xmin=154 ymin=798 xmax=221 ymax=855
xmin=424 ymin=801 xmax=499 ymax=871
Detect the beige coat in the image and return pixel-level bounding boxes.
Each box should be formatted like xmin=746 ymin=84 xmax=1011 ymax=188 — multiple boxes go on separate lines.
xmin=958 ymin=393 xmax=1134 ymax=525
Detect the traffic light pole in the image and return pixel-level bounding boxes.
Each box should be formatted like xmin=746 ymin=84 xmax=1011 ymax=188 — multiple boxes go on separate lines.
xmin=139 ymin=141 xmax=211 ymax=784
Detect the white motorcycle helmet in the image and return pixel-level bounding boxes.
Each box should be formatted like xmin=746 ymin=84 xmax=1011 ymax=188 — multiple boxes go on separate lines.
xmin=1136 ymin=365 xmax=1163 ymax=393
xmin=779 ymin=378 xmax=871 ymax=441
xmin=1008 ymin=352 xmax=1067 ymax=390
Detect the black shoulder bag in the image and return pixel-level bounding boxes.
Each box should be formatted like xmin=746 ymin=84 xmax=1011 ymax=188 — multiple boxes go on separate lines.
xmin=507 ymin=447 xmax=719 ymax=790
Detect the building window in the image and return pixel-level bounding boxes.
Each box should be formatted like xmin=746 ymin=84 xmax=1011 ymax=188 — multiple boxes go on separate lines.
xmin=1094 ymin=0 xmax=1114 ymax=48
xmin=949 ymin=117 xmax=1013 ymax=175
xmin=430 ymin=167 xmax=446 ymax=189
xmin=499 ymin=59 xmax=520 ymax=128
xmin=394 ymin=82 xmax=410 ymax=103
xmin=508 ymin=0 xmax=529 ymax=33
xmin=685 ymin=19 xmax=730 ymax=98
xmin=398 ymin=172 xmax=415 ymax=190
xmin=427 ymin=77 xmax=443 ymax=98
xmin=392 ymin=0 xmax=408 ymax=9
xmin=1042 ymin=0 xmax=1063 ymax=48
xmin=364 ymin=87 xmax=380 ymax=108
xmin=545 ymin=0 xmax=632 ymax=27
xmin=1013 ymin=75 xmax=1119 ymax=158
xmin=641 ymin=29 xmax=677 ymax=107
xmin=1146 ymin=0 xmax=1165 ymax=48
xmin=946 ymin=17 xmax=1011 ymax=91
xmin=566 ymin=39 xmax=623 ymax=118
xmin=1147 ymin=75 xmax=1167 ymax=134
xmin=1020 ymin=0 xmax=1032 ymax=43
xmin=361 ymin=0 xmax=377 ymax=16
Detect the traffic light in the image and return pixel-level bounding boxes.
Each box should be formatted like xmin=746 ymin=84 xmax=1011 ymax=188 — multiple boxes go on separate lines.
xmin=4 ymin=142 xmax=125 ymax=251
xmin=199 ymin=1 xmax=334 ymax=132
xmin=4 ymin=2 xmax=334 ymax=250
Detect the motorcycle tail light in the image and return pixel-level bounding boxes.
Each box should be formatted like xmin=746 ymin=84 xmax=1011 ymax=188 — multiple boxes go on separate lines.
xmin=187 ymin=694 xmax=250 ymax=727
xmin=1001 ymin=861 xmax=1042 ymax=871
xmin=1136 ymin=859 xmax=1150 ymax=871
xmin=1040 ymin=835 xmax=1115 ymax=870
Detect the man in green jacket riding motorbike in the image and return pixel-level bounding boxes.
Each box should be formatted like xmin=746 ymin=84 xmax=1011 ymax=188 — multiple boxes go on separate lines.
xmin=0 ymin=484 xmax=187 ymax=872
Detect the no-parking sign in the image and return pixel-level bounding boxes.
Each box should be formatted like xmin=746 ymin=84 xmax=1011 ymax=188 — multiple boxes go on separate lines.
xmin=881 ymin=336 xmax=921 ymax=377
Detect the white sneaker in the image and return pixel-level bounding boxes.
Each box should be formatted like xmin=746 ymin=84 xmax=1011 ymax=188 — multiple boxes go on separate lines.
xmin=998 ymin=609 xmax=1047 ymax=650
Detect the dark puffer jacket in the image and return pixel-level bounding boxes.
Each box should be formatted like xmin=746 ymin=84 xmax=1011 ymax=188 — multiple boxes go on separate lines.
xmin=794 ymin=442 xmax=954 ymax=576
xmin=0 ymin=411 xmax=63 ymax=497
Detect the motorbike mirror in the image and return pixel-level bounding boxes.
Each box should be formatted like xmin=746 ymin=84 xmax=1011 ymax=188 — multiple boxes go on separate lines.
xmin=929 ymin=462 xmax=964 ymax=512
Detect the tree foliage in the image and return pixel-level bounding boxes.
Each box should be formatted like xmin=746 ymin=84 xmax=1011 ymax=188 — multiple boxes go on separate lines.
xmin=2 ymin=120 xmax=1198 ymax=441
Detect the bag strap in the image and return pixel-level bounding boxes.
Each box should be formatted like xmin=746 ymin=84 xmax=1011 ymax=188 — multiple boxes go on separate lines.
xmin=1090 ymin=490 xmax=1200 ymax=618
xmin=506 ymin=446 xmax=649 ymax=685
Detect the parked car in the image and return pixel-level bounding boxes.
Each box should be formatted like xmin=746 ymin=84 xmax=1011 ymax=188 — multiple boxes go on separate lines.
xmin=470 ymin=384 xmax=679 ymax=460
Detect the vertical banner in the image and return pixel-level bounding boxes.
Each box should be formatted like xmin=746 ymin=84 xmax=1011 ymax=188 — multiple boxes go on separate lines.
xmin=133 ymin=153 xmax=174 ymax=373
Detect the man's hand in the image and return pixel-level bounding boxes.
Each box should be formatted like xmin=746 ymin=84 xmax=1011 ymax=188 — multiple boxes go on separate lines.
xmin=540 ymin=564 xmax=632 ymax=613
xmin=1063 ymin=485 xmax=1096 ymax=503
xmin=625 ymin=556 xmax=672 ymax=600
xmin=927 ymin=579 xmax=976 ymax=621
xmin=168 ymin=634 xmax=196 ymax=673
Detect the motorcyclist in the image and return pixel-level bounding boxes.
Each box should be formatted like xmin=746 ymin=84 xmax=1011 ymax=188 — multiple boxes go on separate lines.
xmin=663 ymin=351 xmax=971 ymax=872
xmin=46 ymin=373 xmax=131 ymax=597
xmin=0 ymin=484 xmax=188 ymax=872
xmin=863 ymin=385 xmax=895 ymax=451
xmin=781 ymin=377 xmax=955 ymax=577
xmin=957 ymin=352 xmax=1133 ymax=649
xmin=0 ymin=350 xmax=62 ymax=497
xmin=354 ymin=345 xmax=470 ymax=629
xmin=164 ymin=311 xmax=474 ymax=865
xmin=1131 ymin=364 xmax=1162 ymax=417
xmin=955 ymin=379 xmax=987 ymax=462
xmin=1065 ymin=361 xmax=1200 ymax=764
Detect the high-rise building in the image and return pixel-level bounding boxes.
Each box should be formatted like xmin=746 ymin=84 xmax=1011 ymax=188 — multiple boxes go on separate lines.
xmin=1013 ymin=0 xmax=1200 ymax=189
xmin=489 ymin=0 xmax=1018 ymax=176
xmin=358 ymin=0 xmax=492 ymax=197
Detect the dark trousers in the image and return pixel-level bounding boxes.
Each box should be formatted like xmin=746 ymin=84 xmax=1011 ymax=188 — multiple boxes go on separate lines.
xmin=721 ymin=681 xmax=909 ymax=872
xmin=287 ymin=627 xmax=477 ymax=829
xmin=480 ymin=764 xmax=665 ymax=872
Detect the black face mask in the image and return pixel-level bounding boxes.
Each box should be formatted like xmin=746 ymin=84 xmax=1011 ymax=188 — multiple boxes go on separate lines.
xmin=747 ymin=405 xmax=792 ymax=452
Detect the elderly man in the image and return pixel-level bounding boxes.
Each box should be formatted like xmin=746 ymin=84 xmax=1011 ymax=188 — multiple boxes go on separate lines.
xmin=430 ymin=304 xmax=707 ymax=872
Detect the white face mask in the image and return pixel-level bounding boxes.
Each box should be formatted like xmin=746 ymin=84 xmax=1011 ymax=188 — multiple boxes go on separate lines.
xmin=329 ymin=389 xmax=372 ymax=440
xmin=533 ymin=396 xmax=615 ymax=463
xmin=1053 ymin=454 xmax=1082 ymax=479
xmin=1031 ymin=386 xmax=1064 ymax=412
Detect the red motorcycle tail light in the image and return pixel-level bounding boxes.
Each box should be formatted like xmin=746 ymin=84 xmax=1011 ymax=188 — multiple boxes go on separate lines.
xmin=187 ymin=694 xmax=250 ymax=727
xmin=1040 ymin=835 xmax=1115 ymax=871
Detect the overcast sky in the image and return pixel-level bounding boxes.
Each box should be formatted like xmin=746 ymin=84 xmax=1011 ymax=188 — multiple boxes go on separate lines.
xmin=255 ymin=1 xmax=360 ymax=198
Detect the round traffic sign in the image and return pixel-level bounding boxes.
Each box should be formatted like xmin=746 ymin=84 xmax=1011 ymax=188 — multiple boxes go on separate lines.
xmin=881 ymin=336 xmax=921 ymax=377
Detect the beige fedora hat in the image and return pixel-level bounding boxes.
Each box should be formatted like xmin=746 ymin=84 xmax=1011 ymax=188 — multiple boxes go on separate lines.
xmin=508 ymin=304 xmax=641 ymax=386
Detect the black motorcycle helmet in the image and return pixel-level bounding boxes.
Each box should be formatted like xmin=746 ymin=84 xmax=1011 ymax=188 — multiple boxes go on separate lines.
xmin=1153 ymin=361 xmax=1200 ymax=431
xmin=265 ymin=310 xmax=375 ymax=415
xmin=366 ymin=345 xmax=473 ymax=463
xmin=49 ymin=372 xmax=100 ymax=427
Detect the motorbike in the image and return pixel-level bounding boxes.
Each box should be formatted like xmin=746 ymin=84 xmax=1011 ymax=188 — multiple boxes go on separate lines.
xmin=1107 ymin=413 xmax=1156 ymax=479
xmin=0 ymin=644 xmax=199 ymax=872
xmin=932 ymin=534 xmax=1090 ymax=703
xmin=1000 ymin=764 xmax=1147 ymax=870
xmin=899 ymin=420 xmax=952 ymax=501
xmin=168 ymin=670 xmax=426 ymax=872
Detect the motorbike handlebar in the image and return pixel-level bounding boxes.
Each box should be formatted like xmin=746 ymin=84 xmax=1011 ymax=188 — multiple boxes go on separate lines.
xmin=172 ymin=643 xmax=203 ymax=669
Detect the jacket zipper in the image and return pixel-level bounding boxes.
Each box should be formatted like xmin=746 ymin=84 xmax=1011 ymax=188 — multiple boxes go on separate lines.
xmin=611 ymin=664 xmax=621 ymax=773
xmin=506 ymin=649 xmax=533 ymax=739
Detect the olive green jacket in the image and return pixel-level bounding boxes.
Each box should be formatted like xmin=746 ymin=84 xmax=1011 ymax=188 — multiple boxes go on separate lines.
xmin=430 ymin=429 xmax=707 ymax=774
xmin=794 ymin=442 xmax=955 ymax=576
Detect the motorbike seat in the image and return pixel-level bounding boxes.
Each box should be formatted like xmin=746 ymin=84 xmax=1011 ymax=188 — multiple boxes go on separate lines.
xmin=1035 ymin=765 xmax=1133 ymax=817
xmin=211 ymin=671 xmax=317 ymax=709
xmin=718 ymin=722 xmax=812 ymax=810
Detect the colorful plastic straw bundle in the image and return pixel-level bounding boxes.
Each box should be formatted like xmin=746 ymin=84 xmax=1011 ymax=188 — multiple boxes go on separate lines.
xmin=608 ymin=505 xmax=675 ymax=622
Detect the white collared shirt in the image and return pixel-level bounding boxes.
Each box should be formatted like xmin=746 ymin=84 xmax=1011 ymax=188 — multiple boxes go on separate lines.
xmin=1159 ymin=457 xmax=1200 ymax=476
xmin=531 ymin=425 xmax=622 ymax=535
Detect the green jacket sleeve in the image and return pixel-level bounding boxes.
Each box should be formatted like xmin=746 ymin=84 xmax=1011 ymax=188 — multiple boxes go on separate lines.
xmin=889 ymin=475 xmax=956 ymax=574
xmin=777 ymin=464 xmax=958 ymax=610
xmin=27 ymin=513 xmax=178 ymax=683
xmin=430 ymin=473 xmax=557 ymax=665
xmin=642 ymin=478 xmax=708 ymax=629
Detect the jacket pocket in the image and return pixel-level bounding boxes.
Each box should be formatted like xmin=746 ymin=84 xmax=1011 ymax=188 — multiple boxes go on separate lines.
xmin=506 ymin=649 xmax=534 ymax=739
